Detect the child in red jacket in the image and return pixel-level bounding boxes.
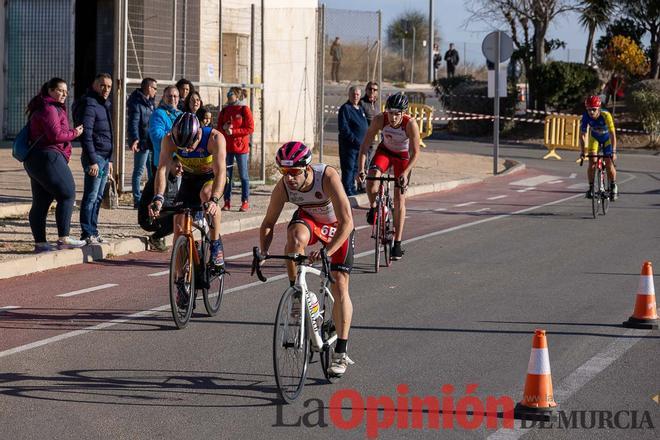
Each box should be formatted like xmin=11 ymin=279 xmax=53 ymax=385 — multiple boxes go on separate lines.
xmin=217 ymin=87 xmax=254 ymax=212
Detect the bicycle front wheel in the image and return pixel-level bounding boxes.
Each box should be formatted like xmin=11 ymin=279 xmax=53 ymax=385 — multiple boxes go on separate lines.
xmin=319 ymin=288 xmax=337 ymax=382
xmin=591 ymin=169 xmax=600 ymax=219
xmin=273 ymin=287 xmax=309 ymax=403
xmin=201 ymin=240 xmax=225 ymax=316
xmin=169 ymin=235 xmax=195 ymax=329
xmin=601 ymin=173 xmax=610 ymax=215
xmin=374 ymin=202 xmax=382 ymax=273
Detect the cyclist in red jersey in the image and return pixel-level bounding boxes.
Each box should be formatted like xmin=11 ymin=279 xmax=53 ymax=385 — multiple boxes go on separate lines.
xmin=357 ymin=93 xmax=420 ymax=260
xmin=259 ymin=142 xmax=355 ymax=378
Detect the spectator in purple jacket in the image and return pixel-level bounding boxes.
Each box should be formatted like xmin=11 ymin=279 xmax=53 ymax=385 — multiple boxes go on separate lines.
xmin=23 ymin=78 xmax=86 ymax=252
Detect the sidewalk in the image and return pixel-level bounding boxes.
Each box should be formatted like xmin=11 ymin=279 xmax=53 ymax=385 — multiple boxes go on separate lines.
xmin=0 ymin=143 xmax=522 ymax=279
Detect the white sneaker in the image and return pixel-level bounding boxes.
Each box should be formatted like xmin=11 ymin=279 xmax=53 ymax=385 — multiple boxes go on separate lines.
xmin=328 ymin=352 xmax=354 ymax=377
xmin=85 ymin=235 xmax=108 ymax=245
xmin=57 ymin=237 xmax=86 ymax=250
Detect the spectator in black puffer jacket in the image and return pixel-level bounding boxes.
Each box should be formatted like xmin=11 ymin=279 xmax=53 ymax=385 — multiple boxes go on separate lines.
xmin=78 ymin=73 xmax=113 ymax=244
xmin=127 ymin=78 xmax=157 ymax=208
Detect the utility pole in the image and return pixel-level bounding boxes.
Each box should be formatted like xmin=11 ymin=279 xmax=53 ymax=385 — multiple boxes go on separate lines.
xmin=427 ymin=0 xmax=433 ymax=83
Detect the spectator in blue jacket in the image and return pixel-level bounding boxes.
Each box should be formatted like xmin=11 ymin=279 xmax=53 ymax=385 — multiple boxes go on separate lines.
xmin=148 ymin=85 xmax=181 ymax=169
xmin=338 ymin=85 xmax=368 ymax=196
xmin=79 ymin=73 xmax=113 ymax=244
xmin=127 ymin=77 xmax=157 ymax=208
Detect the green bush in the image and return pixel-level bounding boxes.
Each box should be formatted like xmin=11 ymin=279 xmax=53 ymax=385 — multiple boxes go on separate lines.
xmin=530 ymin=62 xmax=600 ymax=112
xmin=445 ymin=81 xmax=516 ymax=135
xmin=627 ymin=80 xmax=660 ymax=145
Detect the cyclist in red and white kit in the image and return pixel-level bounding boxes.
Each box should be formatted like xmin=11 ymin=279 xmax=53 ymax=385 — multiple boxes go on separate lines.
xmin=259 ymin=141 xmax=355 ymax=377
xmin=357 ymin=93 xmax=420 ymax=260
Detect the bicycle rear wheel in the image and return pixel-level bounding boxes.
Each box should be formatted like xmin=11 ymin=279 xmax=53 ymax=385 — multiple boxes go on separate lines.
xmin=601 ymin=173 xmax=610 ymax=215
xmin=169 ymin=235 xmax=195 ymax=329
xmin=319 ymin=288 xmax=336 ymax=382
xmin=374 ymin=201 xmax=382 ymax=273
xmin=201 ymin=240 xmax=225 ymax=316
xmin=591 ymin=169 xmax=600 ymax=219
xmin=273 ymin=287 xmax=309 ymax=403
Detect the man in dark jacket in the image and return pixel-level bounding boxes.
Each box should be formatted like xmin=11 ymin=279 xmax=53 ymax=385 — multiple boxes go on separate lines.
xmin=79 ymin=73 xmax=113 ymax=244
xmin=444 ymin=43 xmax=460 ymax=78
xmin=338 ymin=86 xmax=368 ymax=196
xmin=138 ymin=156 xmax=182 ymax=251
xmin=358 ymin=81 xmax=379 ymax=193
xmin=127 ymin=78 xmax=157 ymax=208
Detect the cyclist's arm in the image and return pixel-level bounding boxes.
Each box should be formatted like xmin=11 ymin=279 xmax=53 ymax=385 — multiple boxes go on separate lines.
xmin=358 ymin=113 xmax=383 ymax=174
xmin=403 ymin=118 xmax=421 ymax=176
xmin=259 ymin=180 xmax=287 ymax=254
xmin=604 ymin=112 xmax=617 ymax=154
xmin=154 ymin=136 xmax=175 ymax=204
xmin=208 ymin=129 xmax=227 ymax=200
xmin=323 ymin=167 xmax=354 ymax=257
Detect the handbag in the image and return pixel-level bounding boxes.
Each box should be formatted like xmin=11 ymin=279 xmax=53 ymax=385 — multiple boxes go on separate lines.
xmin=102 ymin=175 xmax=120 ymax=210
xmin=12 ymin=123 xmax=43 ymax=162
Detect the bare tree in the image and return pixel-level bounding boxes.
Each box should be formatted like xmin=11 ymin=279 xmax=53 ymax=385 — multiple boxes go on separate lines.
xmin=619 ymin=0 xmax=660 ymax=79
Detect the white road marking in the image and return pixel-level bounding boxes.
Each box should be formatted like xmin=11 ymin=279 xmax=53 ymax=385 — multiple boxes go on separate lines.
xmin=487 ymin=195 xmax=507 ymax=200
xmin=0 ymin=173 xmax=636 ymax=360
xmin=0 ymin=306 xmax=20 ymax=312
xmin=355 ymin=224 xmax=371 ymax=231
xmin=516 ymin=187 xmax=535 ymax=193
xmin=568 ymin=183 xmax=588 ymax=189
xmin=433 ymin=208 xmax=447 ymax=212
xmin=454 ymin=201 xmax=476 ymax=207
xmin=547 ymin=180 xmax=563 ymax=184
xmin=148 ymin=270 xmax=169 ymax=277
xmin=510 ymin=175 xmax=560 ymax=187
xmin=569 ymin=173 xmax=577 ymax=179
xmin=487 ymin=328 xmax=650 ymax=440
xmin=56 ymin=283 xmax=118 ymax=298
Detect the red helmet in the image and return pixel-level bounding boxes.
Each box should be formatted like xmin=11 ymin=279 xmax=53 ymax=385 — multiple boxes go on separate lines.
xmin=584 ymin=95 xmax=601 ymax=108
xmin=275 ymin=141 xmax=312 ymax=168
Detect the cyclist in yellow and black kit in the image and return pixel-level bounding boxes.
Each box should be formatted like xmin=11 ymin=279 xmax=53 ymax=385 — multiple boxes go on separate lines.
xmin=580 ymin=95 xmax=618 ymax=200
xmin=150 ymin=113 xmax=227 ymax=267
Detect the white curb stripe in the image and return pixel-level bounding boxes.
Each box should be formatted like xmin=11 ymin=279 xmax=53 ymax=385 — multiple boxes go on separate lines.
xmin=56 ymin=283 xmax=118 ymax=298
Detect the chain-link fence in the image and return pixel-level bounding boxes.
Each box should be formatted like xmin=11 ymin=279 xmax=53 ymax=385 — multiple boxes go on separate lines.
xmin=115 ymin=0 xmax=266 ymax=191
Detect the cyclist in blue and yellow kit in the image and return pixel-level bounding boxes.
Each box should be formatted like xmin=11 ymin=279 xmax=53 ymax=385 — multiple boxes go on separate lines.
xmin=580 ymin=95 xmax=618 ymax=200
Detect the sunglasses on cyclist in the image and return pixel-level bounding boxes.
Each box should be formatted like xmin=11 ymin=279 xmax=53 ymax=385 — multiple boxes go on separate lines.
xmin=279 ymin=167 xmax=305 ymax=176
xmin=587 ymin=107 xmax=600 ymax=113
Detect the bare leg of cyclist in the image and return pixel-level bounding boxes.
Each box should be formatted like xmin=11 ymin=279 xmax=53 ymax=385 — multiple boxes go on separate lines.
xmin=200 ymin=183 xmax=224 ymax=266
xmin=392 ymin=190 xmax=406 ymax=260
xmin=365 ymin=169 xmax=381 ymax=224
xmin=331 ymin=271 xmax=352 ymax=341
xmin=285 ymin=224 xmax=310 ymax=284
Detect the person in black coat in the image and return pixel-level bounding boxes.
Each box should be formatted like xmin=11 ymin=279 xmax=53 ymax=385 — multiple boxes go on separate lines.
xmin=138 ymin=157 xmax=182 ymax=251
xmin=127 ymin=78 xmax=157 ymax=207
xmin=78 ymin=73 xmax=113 ymax=243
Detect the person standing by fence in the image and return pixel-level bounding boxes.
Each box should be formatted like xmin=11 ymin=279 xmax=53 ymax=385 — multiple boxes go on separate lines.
xmin=77 ymin=73 xmax=113 ymax=244
xmin=338 ymin=86 xmax=368 ymax=196
xmin=218 ymin=87 xmax=254 ymax=212
xmin=444 ymin=43 xmax=460 ymax=78
xmin=23 ymin=78 xmax=86 ymax=252
xmin=127 ymin=77 xmax=157 ymax=208
xmin=330 ymin=37 xmax=343 ymax=83
xmin=358 ymin=81 xmax=379 ymax=193
xmin=148 ymin=85 xmax=182 ymax=170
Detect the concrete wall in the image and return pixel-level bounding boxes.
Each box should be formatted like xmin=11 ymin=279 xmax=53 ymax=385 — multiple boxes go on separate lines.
xmin=0 ymin=0 xmax=5 ymax=138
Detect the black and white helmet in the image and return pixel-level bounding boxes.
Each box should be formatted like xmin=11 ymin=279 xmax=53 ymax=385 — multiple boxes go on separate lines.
xmin=171 ymin=112 xmax=201 ymax=150
xmin=385 ymin=92 xmax=409 ymax=112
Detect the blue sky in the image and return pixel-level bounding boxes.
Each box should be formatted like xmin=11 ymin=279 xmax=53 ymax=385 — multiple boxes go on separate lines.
xmin=323 ymin=0 xmax=604 ymax=64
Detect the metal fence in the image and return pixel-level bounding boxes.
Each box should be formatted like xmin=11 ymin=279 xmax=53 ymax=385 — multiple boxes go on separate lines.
xmin=114 ymin=0 xmax=265 ymax=191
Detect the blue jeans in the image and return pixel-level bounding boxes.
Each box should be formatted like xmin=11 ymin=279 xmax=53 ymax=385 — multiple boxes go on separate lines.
xmin=132 ymin=148 xmax=153 ymax=204
xmin=224 ymin=152 xmax=250 ymax=202
xmin=339 ymin=144 xmax=359 ymax=196
xmin=80 ymin=155 xmax=110 ymax=239
xmin=23 ymin=149 xmax=76 ymax=242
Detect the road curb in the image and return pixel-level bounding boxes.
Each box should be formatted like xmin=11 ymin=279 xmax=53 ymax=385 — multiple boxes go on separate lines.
xmin=0 ymin=160 xmax=522 ymax=279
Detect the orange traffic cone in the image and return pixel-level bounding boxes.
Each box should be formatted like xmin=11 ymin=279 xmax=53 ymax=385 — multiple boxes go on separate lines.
xmin=623 ymin=261 xmax=658 ymax=329
xmin=514 ymin=329 xmax=559 ymax=421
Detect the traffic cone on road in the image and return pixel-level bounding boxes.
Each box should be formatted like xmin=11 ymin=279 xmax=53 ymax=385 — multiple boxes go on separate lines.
xmin=514 ymin=329 xmax=559 ymax=421
xmin=623 ymin=261 xmax=658 ymax=329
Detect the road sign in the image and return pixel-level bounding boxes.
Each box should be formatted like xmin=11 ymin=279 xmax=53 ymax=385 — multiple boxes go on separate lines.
xmin=482 ymin=31 xmax=513 ymax=63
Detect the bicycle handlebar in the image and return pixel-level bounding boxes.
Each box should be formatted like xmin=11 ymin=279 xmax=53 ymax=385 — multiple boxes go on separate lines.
xmin=364 ymin=174 xmax=407 ymax=194
xmin=251 ymin=246 xmax=335 ymax=284
xmin=579 ymin=153 xmax=614 ymax=167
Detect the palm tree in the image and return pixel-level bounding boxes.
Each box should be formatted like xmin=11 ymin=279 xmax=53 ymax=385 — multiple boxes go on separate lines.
xmin=579 ymin=0 xmax=614 ymax=65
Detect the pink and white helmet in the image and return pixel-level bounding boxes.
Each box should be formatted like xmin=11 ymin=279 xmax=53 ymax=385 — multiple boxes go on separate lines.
xmin=275 ymin=141 xmax=312 ymax=168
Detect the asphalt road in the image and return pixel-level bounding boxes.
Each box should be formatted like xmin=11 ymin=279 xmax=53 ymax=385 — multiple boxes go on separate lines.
xmin=0 ymin=146 xmax=658 ymax=439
